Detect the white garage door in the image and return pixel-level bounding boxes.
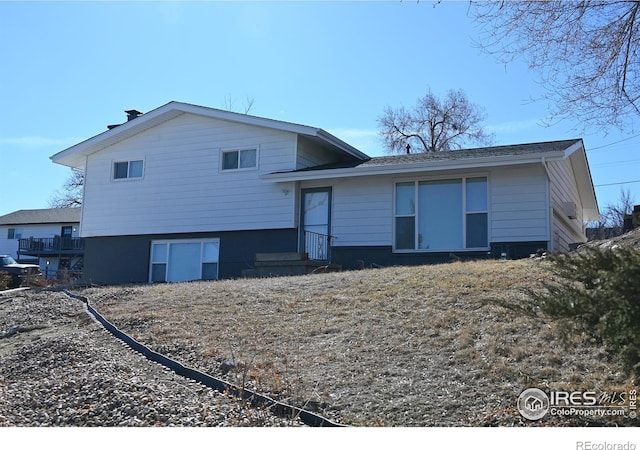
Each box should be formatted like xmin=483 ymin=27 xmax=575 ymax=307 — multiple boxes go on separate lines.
xmin=149 ymin=239 xmax=220 ymax=283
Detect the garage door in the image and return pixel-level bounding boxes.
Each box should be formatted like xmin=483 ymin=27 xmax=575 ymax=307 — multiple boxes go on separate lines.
xmin=149 ymin=239 xmax=220 ymax=283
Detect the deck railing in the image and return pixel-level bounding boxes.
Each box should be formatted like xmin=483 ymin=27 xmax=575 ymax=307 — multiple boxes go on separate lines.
xmin=18 ymin=237 xmax=85 ymax=254
xmin=303 ymin=231 xmax=331 ymax=261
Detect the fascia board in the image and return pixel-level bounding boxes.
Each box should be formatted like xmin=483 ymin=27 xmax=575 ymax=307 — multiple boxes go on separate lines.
xmin=315 ymin=129 xmax=371 ymax=160
xmin=169 ymin=103 xmax=367 ymax=159
xmin=569 ymin=147 xmax=600 ymax=221
xmin=50 ymin=105 xmax=184 ymax=168
xmin=51 ymin=101 xmax=369 ymax=168
xmin=554 ymin=138 xmax=599 ymax=221
xmin=173 ymin=102 xmax=322 ymax=135
xmin=262 ymin=151 xmax=567 ymax=182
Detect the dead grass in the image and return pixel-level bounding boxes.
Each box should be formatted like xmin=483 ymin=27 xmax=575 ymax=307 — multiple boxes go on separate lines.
xmin=79 ymin=259 xmax=636 ymax=426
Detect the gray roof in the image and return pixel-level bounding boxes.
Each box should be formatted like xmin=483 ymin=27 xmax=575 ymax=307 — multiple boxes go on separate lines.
xmin=0 ymin=208 xmax=81 ymax=226
xmin=289 ymin=139 xmax=583 ymax=173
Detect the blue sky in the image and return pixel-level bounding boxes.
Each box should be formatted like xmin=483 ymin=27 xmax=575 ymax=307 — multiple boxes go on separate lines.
xmin=1 ymin=1 xmax=639 ymax=218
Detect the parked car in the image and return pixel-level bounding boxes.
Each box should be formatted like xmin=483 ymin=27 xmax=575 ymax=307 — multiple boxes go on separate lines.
xmin=0 ymin=255 xmax=41 ymax=288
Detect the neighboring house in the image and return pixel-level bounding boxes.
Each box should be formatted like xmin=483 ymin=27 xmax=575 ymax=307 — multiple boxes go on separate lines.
xmin=50 ymin=101 xmax=599 ymax=284
xmin=0 ymin=208 xmax=84 ymax=277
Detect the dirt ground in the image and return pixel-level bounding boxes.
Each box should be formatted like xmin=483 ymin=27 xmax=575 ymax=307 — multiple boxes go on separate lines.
xmin=74 ymin=258 xmax=637 ymax=426
xmin=0 ymin=289 xmax=301 ymax=427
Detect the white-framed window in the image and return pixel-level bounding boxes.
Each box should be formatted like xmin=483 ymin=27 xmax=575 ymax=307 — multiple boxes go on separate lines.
xmin=113 ymin=159 xmax=144 ymax=180
xmin=149 ymin=238 xmax=220 ymax=283
xmin=394 ymin=176 xmax=488 ymax=251
xmin=7 ymin=228 xmax=22 ymax=240
xmin=221 ymin=148 xmax=257 ymax=171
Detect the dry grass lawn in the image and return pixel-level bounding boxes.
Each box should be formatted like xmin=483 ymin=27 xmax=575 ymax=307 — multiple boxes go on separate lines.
xmin=79 ymin=258 xmax=636 ymax=426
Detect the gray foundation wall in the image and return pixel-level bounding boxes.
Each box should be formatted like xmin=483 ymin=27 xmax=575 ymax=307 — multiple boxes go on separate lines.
xmin=83 ymin=231 xmax=547 ymax=285
xmin=331 ymin=241 xmax=549 ymax=270
xmin=83 ymin=229 xmax=298 ymax=285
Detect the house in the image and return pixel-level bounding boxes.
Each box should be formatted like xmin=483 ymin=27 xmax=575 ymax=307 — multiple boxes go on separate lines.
xmin=0 ymin=208 xmax=84 ymax=278
xmin=50 ymin=101 xmax=599 ymax=284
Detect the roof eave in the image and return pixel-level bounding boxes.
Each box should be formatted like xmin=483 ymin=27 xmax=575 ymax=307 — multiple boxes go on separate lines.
xmin=315 ymin=129 xmax=370 ymax=161
xmin=262 ymin=151 xmax=567 ymax=182
xmin=50 ymin=103 xmax=186 ymax=169
xmin=567 ymin=142 xmax=600 ymax=222
xmin=51 ymin=101 xmax=370 ymax=169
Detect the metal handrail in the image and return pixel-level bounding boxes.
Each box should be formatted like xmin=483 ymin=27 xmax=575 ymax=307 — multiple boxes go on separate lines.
xmin=304 ymin=230 xmax=332 ymax=261
xmin=18 ymin=237 xmax=85 ymax=253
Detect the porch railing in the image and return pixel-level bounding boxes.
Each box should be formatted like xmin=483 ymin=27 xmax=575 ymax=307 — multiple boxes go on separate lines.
xmin=304 ymin=231 xmax=332 ymax=261
xmin=18 ymin=237 xmax=85 ymax=254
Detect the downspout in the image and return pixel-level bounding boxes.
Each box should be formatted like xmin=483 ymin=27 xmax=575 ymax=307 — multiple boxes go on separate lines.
xmin=541 ymin=157 xmax=553 ymax=252
xmin=294 ymin=180 xmax=301 ymax=253
xmin=79 ymin=156 xmax=88 ymax=238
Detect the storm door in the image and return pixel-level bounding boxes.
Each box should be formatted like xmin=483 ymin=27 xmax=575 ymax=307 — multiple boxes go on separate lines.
xmin=300 ymin=187 xmax=332 ymax=260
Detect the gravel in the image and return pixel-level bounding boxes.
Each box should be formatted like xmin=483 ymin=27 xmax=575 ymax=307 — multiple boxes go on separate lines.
xmin=0 ymin=289 xmax=303 ymax=427
xmin=80 ymin=260 xmax=638 ymax=427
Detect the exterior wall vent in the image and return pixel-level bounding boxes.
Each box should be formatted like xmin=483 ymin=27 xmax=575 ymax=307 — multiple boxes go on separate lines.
xmin=562 ymin=202 xmax=577 ymax=219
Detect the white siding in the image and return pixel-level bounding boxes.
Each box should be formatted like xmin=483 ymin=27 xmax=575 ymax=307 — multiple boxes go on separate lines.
xmin=301 ymin=164 xmax=551 ymax=248
xmin=81 ymin=113 xmax=298 ymax=237
xmin=301 ymin=176 xmax=393 ymax=247
xmin=296 ymin=136 xmax=342 ymax=169
xmin=0 ymin=226 xmax=21 ymax=258
xmin=490 ymin=165 xmax=549 ymax=242
xmin=0 ymin=223 xmax=80 ymax=259
xmin=547 ymin=158 xmax=587 ymax=251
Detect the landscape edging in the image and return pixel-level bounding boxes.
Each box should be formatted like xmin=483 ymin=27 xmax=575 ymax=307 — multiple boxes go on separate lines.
xmin=62 ymin=289 xmax=345 ymax=427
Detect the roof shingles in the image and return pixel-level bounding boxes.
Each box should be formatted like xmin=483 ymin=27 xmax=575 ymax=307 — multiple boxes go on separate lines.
xmin=0 ymin=208 xmax=81 ymax=226
xmin=288 ymin=139 xmax=582 ymax=173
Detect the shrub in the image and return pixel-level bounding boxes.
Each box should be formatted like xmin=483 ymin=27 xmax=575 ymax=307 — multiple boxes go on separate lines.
xmin=529 ymin=246 xmax=640 ymax=378
xmin=0 ymin=271 xmax=10 ymax=290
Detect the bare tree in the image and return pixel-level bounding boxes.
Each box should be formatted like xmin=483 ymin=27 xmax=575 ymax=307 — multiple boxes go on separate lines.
xmin=603 ymin=188 xmax=636 ymax=232
xmin=222 ymin=94 xmax=256 ymax=114
xmin=49 ymin=169 xmax=84 ymax=208
xmin=470 ymin=1 xmax=640 ymax=132
xmin=378 ymin=88 xmax=494 ymax=154
xmin=589 ymin=188 xmax=636 ymax=239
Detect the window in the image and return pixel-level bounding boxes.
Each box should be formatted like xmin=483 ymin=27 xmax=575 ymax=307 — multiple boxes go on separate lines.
xmin=394 ymin=177 xmax=488 ymax=251
xmin=7 ymin=228 xmax=22 ymax=240
xmin=150 ymin=239 xmax=220 ymax=283
xmin=113 ymin=160 xmax=144 ymax=180
xmin=222 ymin=148 xmax=257 ymax=170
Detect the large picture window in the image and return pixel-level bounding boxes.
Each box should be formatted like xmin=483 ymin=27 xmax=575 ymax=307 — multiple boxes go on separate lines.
xmin=150 ymin=239 xmax=220 ymax=283
xmin=394 ymin=177 xmax=488 ymax=251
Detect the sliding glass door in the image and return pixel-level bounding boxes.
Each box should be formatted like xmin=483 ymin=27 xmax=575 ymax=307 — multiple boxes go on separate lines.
xmin=150 ymin=239 xmax=220 ymax=283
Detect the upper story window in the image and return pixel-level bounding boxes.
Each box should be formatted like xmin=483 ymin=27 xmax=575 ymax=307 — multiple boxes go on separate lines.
xmin=221 ymin=148 xmax=257 ymax=171
xmin=7 ymin=228 xmax=22 ymax=240
xmin=113 ymin=160 xmax=144 ymax=180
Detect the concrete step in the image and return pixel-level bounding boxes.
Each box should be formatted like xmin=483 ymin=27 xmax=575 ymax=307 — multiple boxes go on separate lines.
xmin=243 ymin=261 xmax=341 ymax=278
xmin=255 ymin=252 xmax=308 ymax=262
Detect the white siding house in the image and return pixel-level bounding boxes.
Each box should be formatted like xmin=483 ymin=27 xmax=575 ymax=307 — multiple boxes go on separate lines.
xmin=51 ymin=102 xmax=599 ymax=284
xmin=0 ymin=208 xmax=83 ymax=277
